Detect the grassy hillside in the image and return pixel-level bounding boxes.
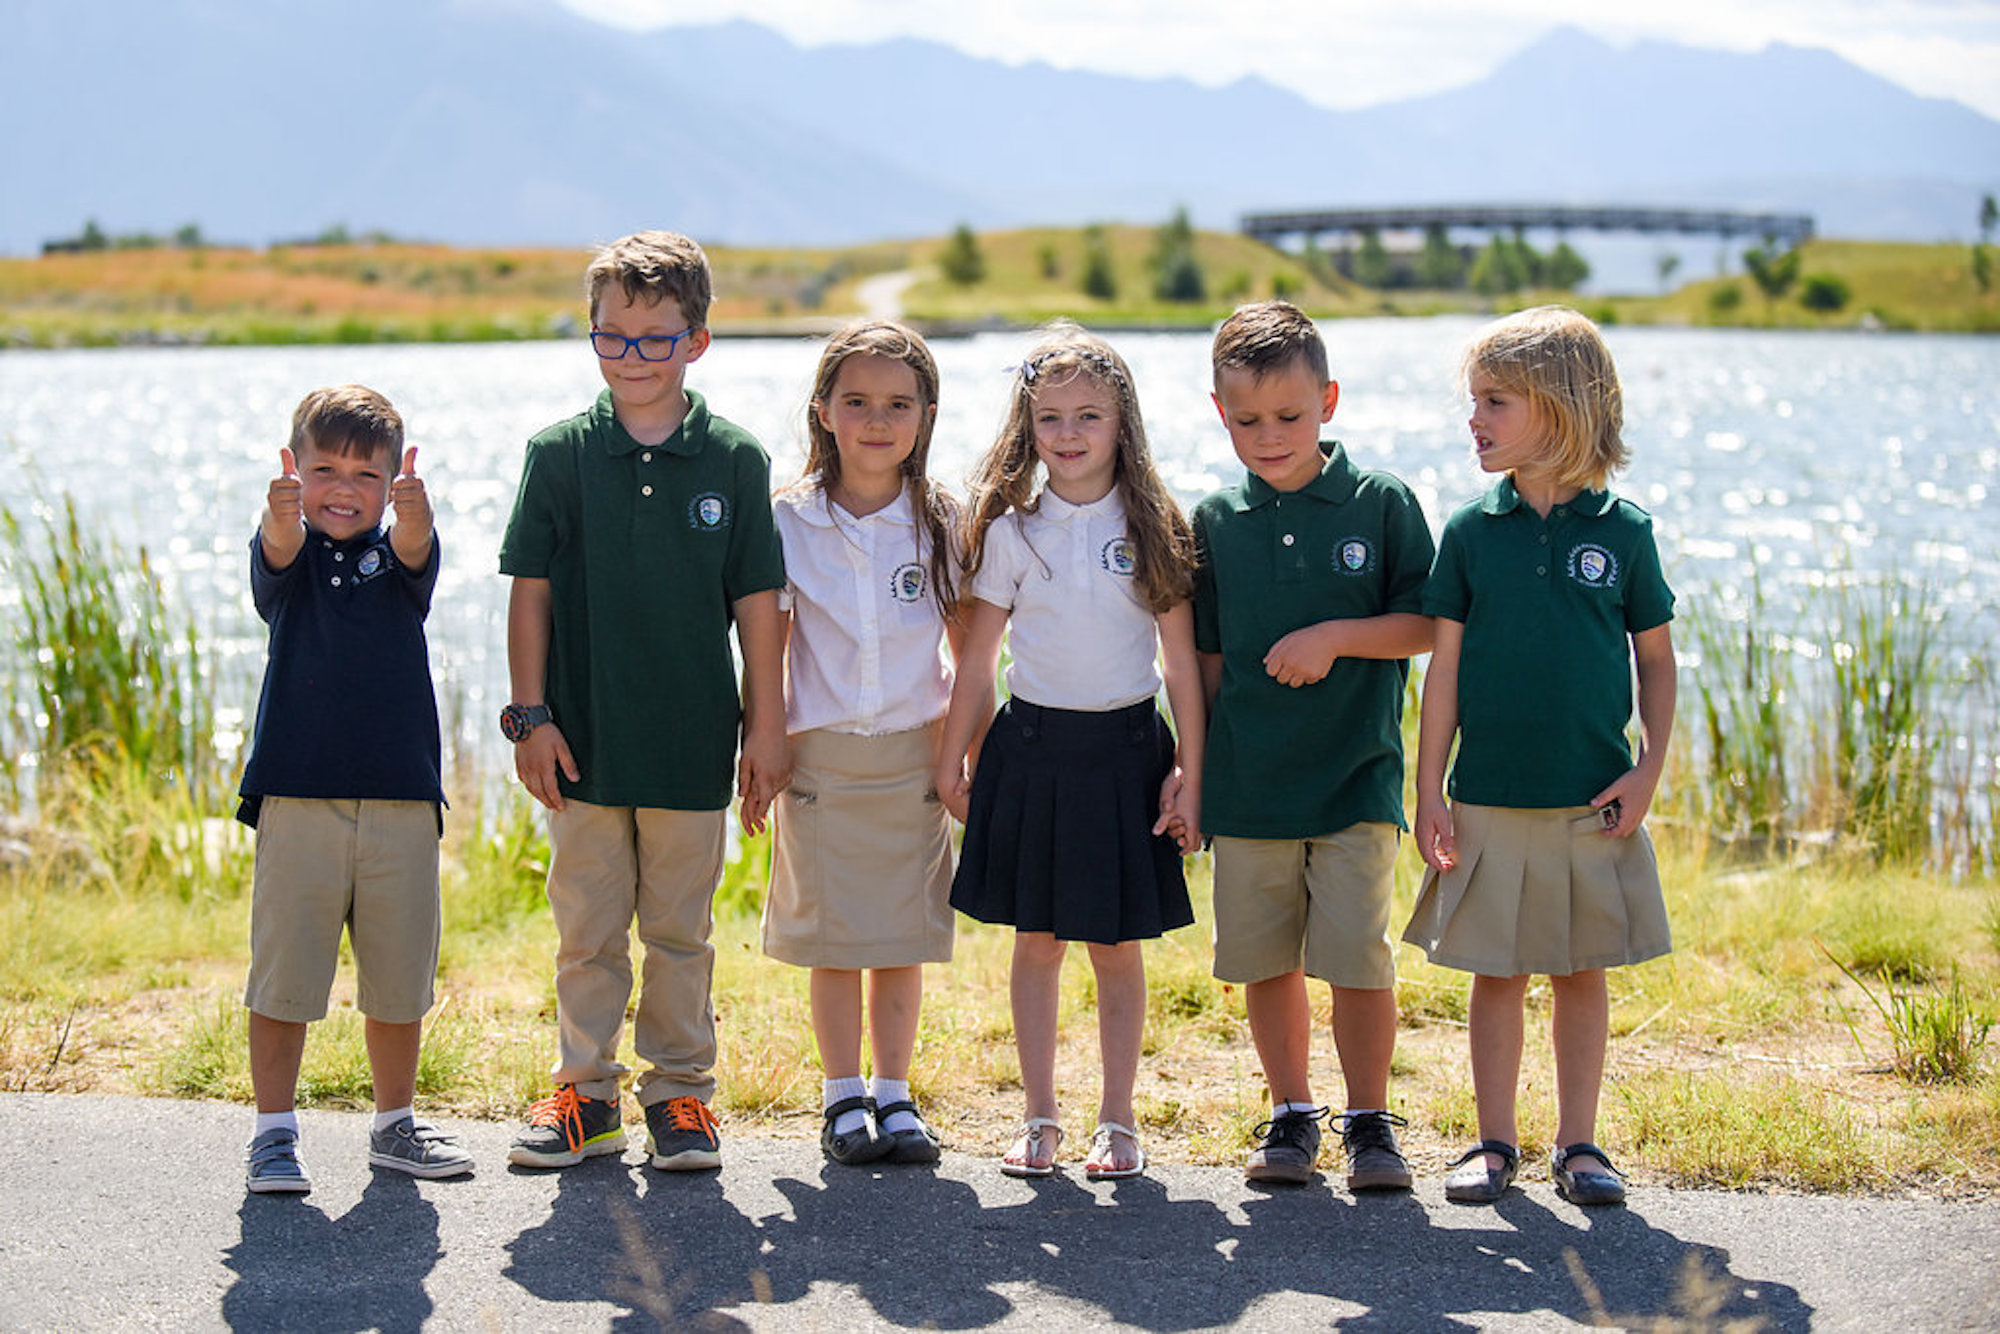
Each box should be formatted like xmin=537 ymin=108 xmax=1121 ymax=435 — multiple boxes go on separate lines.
xmin=1 ymin=230 xmax=1993 ymax=348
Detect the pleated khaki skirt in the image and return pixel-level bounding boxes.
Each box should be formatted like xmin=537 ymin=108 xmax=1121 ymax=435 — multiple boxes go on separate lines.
xmin=1402 ymin=803 xmax=1671 ymax=977
xmin=763 ymin=723 xmax=955 ymax=969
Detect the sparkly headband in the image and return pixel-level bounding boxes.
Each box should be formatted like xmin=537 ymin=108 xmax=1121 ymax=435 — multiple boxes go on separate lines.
xmin=1015 ymin=345 xmax=1127 ymax=388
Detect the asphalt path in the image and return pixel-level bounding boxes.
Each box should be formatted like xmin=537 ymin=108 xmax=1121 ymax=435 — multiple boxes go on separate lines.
xmin=2 ymin=1093 xmax=1996 ymax=1331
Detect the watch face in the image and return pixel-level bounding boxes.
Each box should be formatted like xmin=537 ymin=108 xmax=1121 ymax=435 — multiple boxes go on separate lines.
xmin=500 ymin=704 xmax=536 ymax=743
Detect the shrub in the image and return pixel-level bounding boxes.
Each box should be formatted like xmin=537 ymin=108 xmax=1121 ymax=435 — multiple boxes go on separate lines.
xmin=1800 ymin=273 xmax=1851 ymax=312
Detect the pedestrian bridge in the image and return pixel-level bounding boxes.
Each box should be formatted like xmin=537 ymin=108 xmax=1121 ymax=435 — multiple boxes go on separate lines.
xmin=1241 ymin=204 xmax=1814 ymax=249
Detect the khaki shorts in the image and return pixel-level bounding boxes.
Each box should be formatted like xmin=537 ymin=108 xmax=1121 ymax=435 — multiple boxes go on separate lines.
xmin=764 ymin=725 xmax=954 ymax=969
xmin=244 ymin=797 xmax=441 ymax=1024
xmin=1211 ymin=822 xmax=1400 ymax=989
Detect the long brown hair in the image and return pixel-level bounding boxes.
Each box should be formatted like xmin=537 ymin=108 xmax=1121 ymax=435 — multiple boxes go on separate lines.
xmin=963 ymin=321 xmax=1194 ymax=613
xmin=794 ymin=319 xmax=961 ymax=621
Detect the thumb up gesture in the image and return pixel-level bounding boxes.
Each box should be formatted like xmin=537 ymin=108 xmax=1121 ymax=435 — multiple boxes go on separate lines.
xmin=389 ymin=445 xmax=436 ymax=572
xmin=260 ymin=446 xmax=307 ymax=569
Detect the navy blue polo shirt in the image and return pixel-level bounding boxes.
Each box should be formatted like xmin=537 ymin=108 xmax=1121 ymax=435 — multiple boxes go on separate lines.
xmin=236 ymin=526 xmax=444 ymax=827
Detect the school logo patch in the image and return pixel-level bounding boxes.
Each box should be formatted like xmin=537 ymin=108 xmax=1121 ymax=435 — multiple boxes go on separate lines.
xmin=1333 ymin=537 xmax=1375 ymax=575
xmin=688 ymin=492 xmax=729 ymax=531
xmin=890 ymin=562 xmax=927 ymax=603
xmin=1568 ymin=543 xmax=1619 ymax=587
xmin=1100 ymin=538 xmax=1136 ymax=576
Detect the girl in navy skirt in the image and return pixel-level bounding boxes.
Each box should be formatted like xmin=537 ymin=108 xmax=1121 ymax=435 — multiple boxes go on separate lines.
xmin=934 ymin=321 xmax=1204 ymax=1181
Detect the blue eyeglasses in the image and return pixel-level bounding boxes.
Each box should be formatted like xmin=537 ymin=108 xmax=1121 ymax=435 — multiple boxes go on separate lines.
xmin=590 ymin=327 xmax=696 ymax=362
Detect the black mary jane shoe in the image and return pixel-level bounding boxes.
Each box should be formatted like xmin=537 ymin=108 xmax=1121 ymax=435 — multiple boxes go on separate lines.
xmin=1443 ymin=1139 xmax=1520 ymax=1204
xmin=875 ymin=1099 xmax=942 ymax=1165
xmin=820 ymin=1096 xmax=891 ymax=1166
xmin=1550 ymin=1141 xmax=1628 ymax=1206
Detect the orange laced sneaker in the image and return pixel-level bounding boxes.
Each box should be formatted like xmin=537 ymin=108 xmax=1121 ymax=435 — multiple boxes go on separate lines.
xmin=505 ymin=1084 xmax=625 ymax=1169
xmin=645 ymin=1095 xmax=722 ymax=1171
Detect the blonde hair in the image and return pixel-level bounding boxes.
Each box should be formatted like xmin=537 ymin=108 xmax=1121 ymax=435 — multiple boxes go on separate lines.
xmin=963 ymin=321 xmax=1194 ymax=613
xmin=1211 ymin=299 xmax=1328 ymax=387
xmin=585 ymin=230 xmax=712 ymax=327
xmin=289 ymin=384 xmax=402 ymax=465
xmin=796 ymin=319 xmax=960 ymax=621
xmin=1461 ymin=305 xmax=1628 ymax=491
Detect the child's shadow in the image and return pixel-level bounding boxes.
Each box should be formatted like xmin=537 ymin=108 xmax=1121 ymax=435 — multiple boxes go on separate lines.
xmin=756 ymin=1167 xmax=1246 ymax=1329
xmin=502 ymin=1158 xmax=763 ymax=1330
xmin=1226 ymin=1186 xmax=1813 ymax=1331
xmin=222 ymin=1173 xmax=441 ymax=1333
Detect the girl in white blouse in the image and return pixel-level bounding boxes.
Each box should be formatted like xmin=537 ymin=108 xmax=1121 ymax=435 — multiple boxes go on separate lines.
xmin=766 ymin=321 xmax=983 ymax=1168
xmin=935 ymin=321 xmax=1205 ymax=1181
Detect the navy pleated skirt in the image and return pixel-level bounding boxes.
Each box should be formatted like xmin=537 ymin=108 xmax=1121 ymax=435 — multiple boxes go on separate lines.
xmin=950 ymin=697 xmax=1193 ymax=944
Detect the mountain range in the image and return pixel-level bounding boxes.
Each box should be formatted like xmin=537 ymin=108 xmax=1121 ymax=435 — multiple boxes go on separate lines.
xmin=3 ymin=0 xmax=1995 ymax=255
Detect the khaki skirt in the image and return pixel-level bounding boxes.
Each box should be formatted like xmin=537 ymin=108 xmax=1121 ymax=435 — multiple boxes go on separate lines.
xmin=763 ymin=723 xmax=955 ymax=969
xmin=1402 ymin=803 xmax=1671 ymax=977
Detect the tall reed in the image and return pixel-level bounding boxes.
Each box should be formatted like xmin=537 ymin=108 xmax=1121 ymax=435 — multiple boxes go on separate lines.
xmin=0 ymin=497 xmax=221 ymax=808
xmin=1685 ymin=571 xmax=1794 ymax=845
xmin=1819 ymin=573 xmax=1943 ymax=863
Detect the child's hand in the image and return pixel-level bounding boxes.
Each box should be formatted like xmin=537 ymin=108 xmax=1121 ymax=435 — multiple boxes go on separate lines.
xmin=935 ymin=760 xmax=971 ymax=824
xmin=515 ymin=722 xmax=578 ymax=811
xmin=1590 ymin=768 xmax=1657 ymax=838
xmin=1152 ymin=766 xmax=1202 ymax=854
xmin=261 ymin=447 xmax=307 ymax=567
xmin=389 ymin=446 xmax=435 ymax=570
xmin=1263 ymin=624 xmax=1337 ymax=688
xmin=1414 ymin=793 xmax=1456 ymax=872
xmin=735 ymin=727 xmax=790 ymax=837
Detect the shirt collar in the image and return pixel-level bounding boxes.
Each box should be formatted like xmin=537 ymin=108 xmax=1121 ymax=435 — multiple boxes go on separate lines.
xmin=1035 ymin=486 xmax=1125 ymax=524
xmin=1233 ymin=440 xmax=1360 ymax=512
xmin=791 ymin=480 xmax=916 ymax=530
xmin=1479 ymin=475 xmax=1615 ymax=518
xmin=592 ymin=387 xmax=709 ymax=457
xmin=309 ymin=524 xmax=387 ymax=553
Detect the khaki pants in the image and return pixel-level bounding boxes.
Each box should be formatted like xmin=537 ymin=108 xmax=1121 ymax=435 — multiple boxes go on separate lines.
xmin=546 ymin=801 xmax=726 ymax=1106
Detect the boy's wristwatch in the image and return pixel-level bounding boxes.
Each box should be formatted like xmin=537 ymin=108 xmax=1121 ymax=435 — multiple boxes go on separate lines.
xmin=499 ymin=703 xmax=551 ymax=742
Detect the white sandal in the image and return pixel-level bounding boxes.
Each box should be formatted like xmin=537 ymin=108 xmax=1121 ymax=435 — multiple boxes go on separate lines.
xmin=1000 ymin=1117 xmax=1064 ymax=1177
xmin=1085 ymin=1121 xmax=1146 ymax=1181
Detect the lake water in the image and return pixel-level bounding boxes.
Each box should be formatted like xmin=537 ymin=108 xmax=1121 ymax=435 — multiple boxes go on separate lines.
xmin=2 ymin=320 xmax=1996 ymax=789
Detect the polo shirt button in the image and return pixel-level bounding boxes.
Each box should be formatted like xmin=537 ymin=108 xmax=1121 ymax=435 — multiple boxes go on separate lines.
xmin=642 ymin=452 xmax=652 ymax=463
xmin=330 ymin=575 xmax=342 ymax=587
xmin=1536 ymin=565 xmax=1547 ymax=577
xmin=1282 ymin=534 xmax=1295 ymax=546
xmin=642 ymin=485 xmax=653 ymax=497
xmin=334 ymin=551 xmax=345 ymax=561
xmin=1539 ymin=534 xmax=1548 ymax=546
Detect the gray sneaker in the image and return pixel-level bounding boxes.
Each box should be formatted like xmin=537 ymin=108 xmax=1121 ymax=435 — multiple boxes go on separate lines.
xmin=1338 ymin=1110 xmax=1414 ymax=1191
xmin=369 ymin=1117 xmax=474 ymax=1179
xmin=246 ymin=1127 xmax=311 ymax=1194
xmin=1244 ymin=1106 xmax=1327 ymax=1184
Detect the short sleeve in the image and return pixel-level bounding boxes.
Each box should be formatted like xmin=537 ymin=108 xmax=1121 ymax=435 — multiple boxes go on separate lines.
xmin=498 ymin=438 xmax=563 ymax=578
xmin=969 ymin=515 xmax=1027 ymax=611
xmin=1622 ymin=513 xmax=1675 ymax=632
xmin=1422 ymin=512 xmax=1472 ymax=622
xmin=1191 ymin=505 xmax=1220 ymax=654
xmin=723 ymin=442 xmax=786 ymax=603
xmin=1379 ymin=483 xmax=1435 ymax=617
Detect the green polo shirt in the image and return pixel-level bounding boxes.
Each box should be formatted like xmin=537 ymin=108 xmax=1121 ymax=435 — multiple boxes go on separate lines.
xmin=1426 ymin=477 xmax=1675 ymax=808
xmin=499 ymin=388 xmax=785 ymax=810
xmin=1193 ymin=443 xmax=1434 ymax=839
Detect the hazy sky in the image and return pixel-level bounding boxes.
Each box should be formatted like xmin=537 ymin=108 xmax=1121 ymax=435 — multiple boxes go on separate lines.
xmin=558 ymin=0 xmax=2000 ymax=120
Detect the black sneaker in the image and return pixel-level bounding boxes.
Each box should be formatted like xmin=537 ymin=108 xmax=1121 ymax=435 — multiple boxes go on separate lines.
xmin=507 ymin=1085 xmax=626 ymax=1168
xmin=646 ymin=1095 xmax=722 ymax=1171
xmin=1244 ymin=1106 xmax=1327 ymax=1184
xmin=1338 ymin=1110 xmax=1414 ymax=1191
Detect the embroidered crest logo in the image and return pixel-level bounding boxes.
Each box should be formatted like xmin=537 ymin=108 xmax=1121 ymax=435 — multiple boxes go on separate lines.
xmin=356 ymin=547 xmax=384 ymax=579
xmin=1333 ymin=537 xmax=1374 ymax=575
xmin=890 ymin=562 xmax=927 ymax=603
xmin=688 ymin=492 xmax=729 ymax=530
xmin=1569 ymin=544 xmax=1618 ymax=587
xmin=1100 ymin=538 xmax=1136 ymax=576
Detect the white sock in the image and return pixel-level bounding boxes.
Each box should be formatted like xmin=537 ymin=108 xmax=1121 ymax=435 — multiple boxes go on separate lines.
xmin=373 ymin=1106 xmax=415 ymax=1133
xmin=1278 ymin=1100 xmax=1321 ymax=1119
xmin=870 ymin=1077 xmax=917 ymax=1134
xmin=254 ymin=1110 xmax=298 ymax=1137
xmin=824 ymin=1077 xmax=869 ymax=1137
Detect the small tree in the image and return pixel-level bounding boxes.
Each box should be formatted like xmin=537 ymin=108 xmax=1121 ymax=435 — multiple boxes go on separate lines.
xmin=1974 ymin=195 xmax=1997 ymax=292
xmin=1352 ymin=228 xmax=1393 ymax=288
xmin=1149 ymin=207 xmax=1206 ymax=303
xmin=1800 ymin=273 xmax=1851 ymax=313
xmin=1036 ymin=243 xmax=1061 ymax=280
xmin=1545 ymin=240 xmax=1590 ymax=291
xmin=939 ymin=224 xmax=985 ymax=286
xmin=1470 ymin=235 xmax=1526 ymax=295
xmin=1417 ymin=224 xmax=1466 ymax=289
xmin=1079 ymin=225 xmax=1117 ymax=300
xmin=1743 ymin=238 xmax=1801 ymax=315
xmin=1656 ymin=251 xmax=1682 ymax=295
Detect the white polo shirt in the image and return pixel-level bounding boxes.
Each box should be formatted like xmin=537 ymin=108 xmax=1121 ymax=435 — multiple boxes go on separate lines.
xmin=970 ymin=489 xmax=1160 ymax=712
xmin=775 ymin=483 xmax=953 ymax=736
